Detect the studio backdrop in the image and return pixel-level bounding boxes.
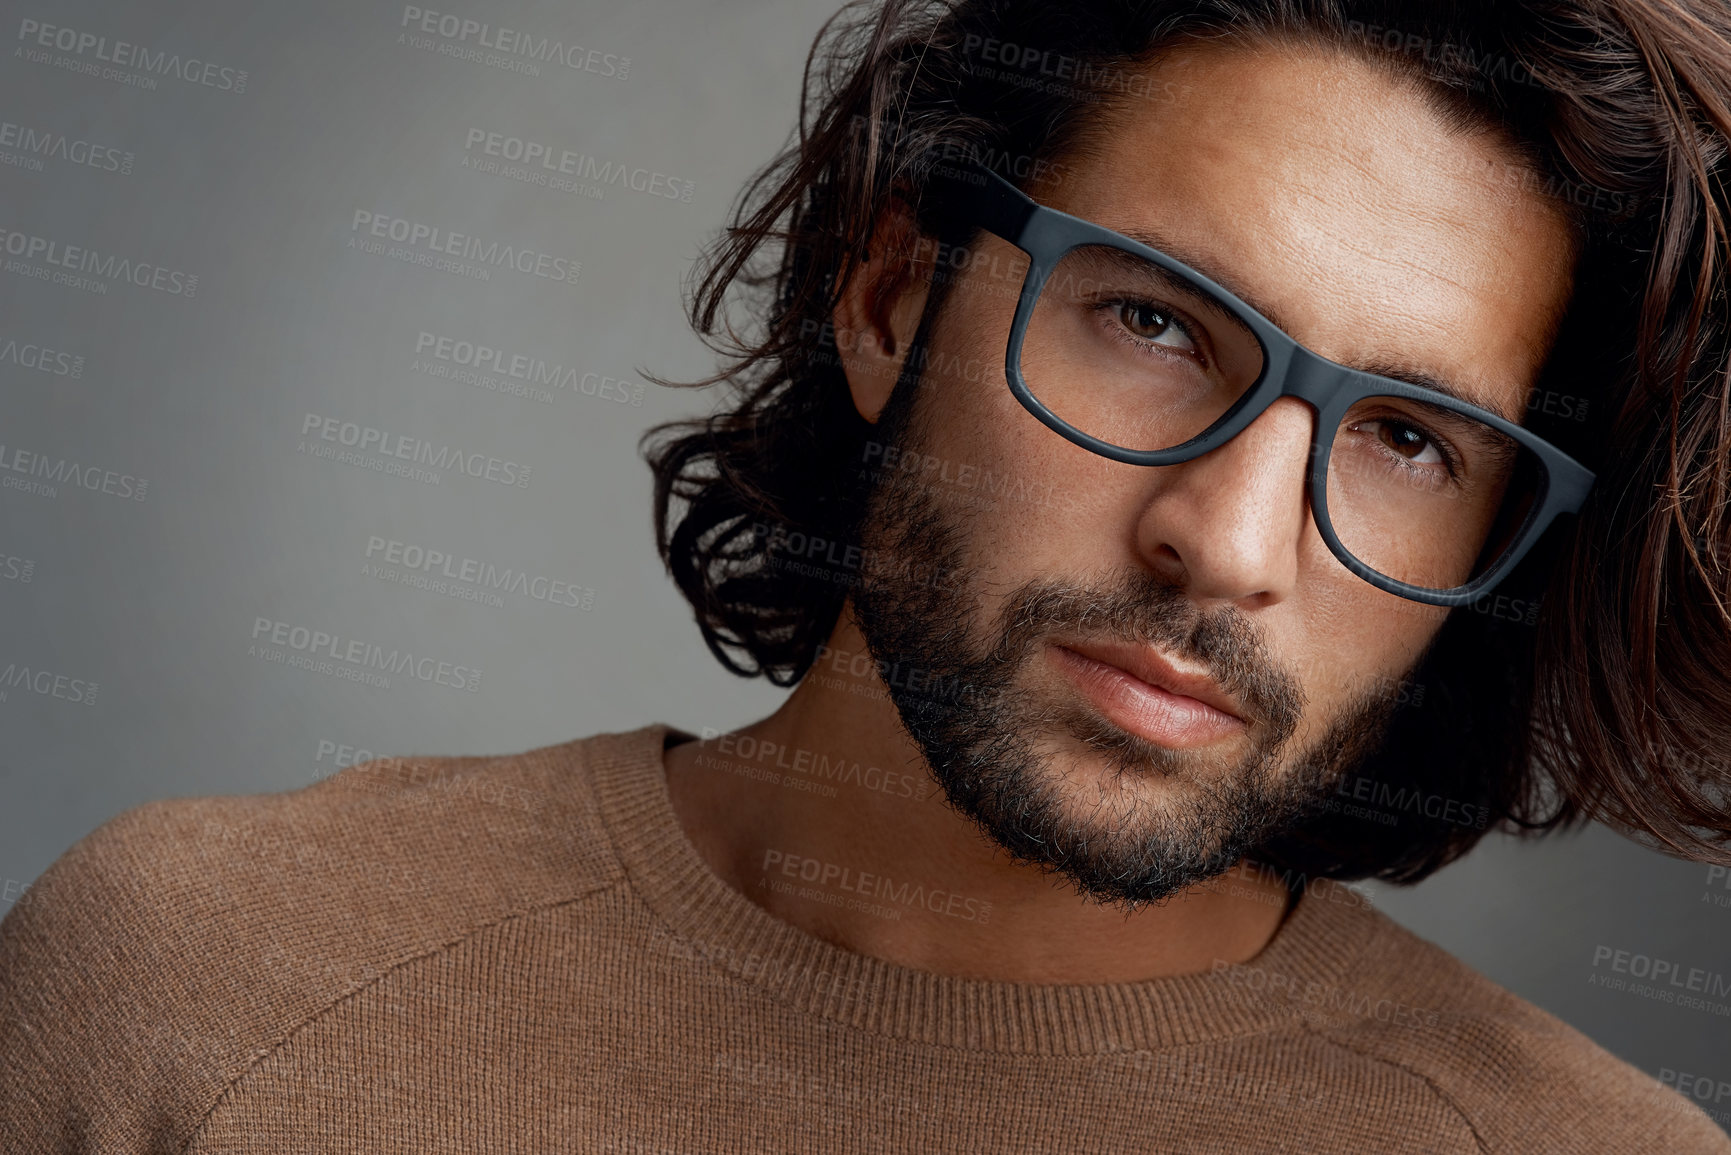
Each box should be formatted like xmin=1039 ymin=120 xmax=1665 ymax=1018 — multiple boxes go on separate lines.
xmin=1 ymin=0 xmax=1727 ymax=1134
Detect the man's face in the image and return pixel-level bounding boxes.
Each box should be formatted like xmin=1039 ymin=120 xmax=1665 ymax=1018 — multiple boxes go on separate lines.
xmin=846 ymin=38 xmax=1577 ymax=907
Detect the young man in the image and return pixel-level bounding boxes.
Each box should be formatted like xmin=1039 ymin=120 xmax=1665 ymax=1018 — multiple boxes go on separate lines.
xmin=5 ymin=1 xmax=1731 ymax=1152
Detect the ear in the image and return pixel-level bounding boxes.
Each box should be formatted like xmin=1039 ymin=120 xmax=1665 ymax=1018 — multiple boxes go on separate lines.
xmin=831 ymin=199 xmax=932 ymax=424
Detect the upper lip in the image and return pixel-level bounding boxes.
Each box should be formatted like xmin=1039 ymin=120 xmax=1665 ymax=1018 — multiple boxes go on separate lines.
xmin=1058 ymin=640 xmax=1245 ymax=722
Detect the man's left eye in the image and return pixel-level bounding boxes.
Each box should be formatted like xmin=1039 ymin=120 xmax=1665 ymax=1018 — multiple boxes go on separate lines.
xmin=1116 ymin=301 xmax=1196 ymax=352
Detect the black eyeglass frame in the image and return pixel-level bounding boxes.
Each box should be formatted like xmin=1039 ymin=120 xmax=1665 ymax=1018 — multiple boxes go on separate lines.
xmin=924 ymin=158 xmax=1596 ymax=608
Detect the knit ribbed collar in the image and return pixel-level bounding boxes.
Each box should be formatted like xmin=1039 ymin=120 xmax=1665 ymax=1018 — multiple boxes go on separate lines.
xmin=587 ymin=722 xmax=1382 ymax=1056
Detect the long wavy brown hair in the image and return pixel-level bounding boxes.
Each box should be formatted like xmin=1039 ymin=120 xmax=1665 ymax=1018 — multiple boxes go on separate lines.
xmin=640 ymin=0 xmax=1731 ymax=881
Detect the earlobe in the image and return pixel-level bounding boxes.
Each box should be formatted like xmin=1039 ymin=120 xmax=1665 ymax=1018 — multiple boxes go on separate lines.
xmin=831 ymin=203 xmax=931 ymax=425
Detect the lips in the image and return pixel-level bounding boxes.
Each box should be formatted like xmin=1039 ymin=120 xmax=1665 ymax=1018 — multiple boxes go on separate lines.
xmin=1055 ymin=640 xmax=1244 ymax=723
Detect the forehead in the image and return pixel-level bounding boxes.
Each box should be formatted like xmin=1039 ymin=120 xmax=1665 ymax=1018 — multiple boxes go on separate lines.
xmin=1039 ymin=37 xmax=1579 ymax=412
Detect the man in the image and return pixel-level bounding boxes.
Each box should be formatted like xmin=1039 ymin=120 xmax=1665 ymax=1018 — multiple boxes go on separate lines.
xmin=5 ymin=1 xmax=1731 ymax=1152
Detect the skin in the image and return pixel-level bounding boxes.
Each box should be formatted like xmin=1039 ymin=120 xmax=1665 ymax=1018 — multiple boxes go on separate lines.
xmin=662 ymin=38 xmax=1578 ymax=984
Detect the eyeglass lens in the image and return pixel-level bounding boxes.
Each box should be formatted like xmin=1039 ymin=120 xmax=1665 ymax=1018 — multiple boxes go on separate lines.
xmin=1016 ymin=243 xmax=1547 ymax=592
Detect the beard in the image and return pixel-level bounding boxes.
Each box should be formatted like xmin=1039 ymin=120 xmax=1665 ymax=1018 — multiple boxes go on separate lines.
xmin=845 ymin=337 xmax=1407 ymax=912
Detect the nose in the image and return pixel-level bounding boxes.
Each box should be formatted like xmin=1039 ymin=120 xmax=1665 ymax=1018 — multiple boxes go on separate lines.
xmin=1133 ymin=396 xmax=1315 ymax=607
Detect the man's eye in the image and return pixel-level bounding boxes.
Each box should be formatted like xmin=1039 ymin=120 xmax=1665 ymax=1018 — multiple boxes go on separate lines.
xmin=1113 ymin=300 xmax=1198 ymax=353
xmin=1362 ymin=419 xmax=1446 ymax=467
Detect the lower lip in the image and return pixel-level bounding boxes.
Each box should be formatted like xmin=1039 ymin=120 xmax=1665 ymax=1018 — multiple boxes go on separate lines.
xmin=1049 ymin=644 xmax=1246 ymax=749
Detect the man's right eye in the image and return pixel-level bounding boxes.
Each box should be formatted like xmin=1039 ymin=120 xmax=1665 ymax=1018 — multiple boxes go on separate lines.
xmin=1105 ymin=298 xmax=1200 ymax=355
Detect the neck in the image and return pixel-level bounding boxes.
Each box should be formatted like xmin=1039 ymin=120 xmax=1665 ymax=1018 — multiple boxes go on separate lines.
xmin=662 ymin=614 xmax=1295 ymax=984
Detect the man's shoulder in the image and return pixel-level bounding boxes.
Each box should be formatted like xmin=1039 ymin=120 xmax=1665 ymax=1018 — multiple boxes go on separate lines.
xmin=4 ymin=723 xmax=641 ymax=978
xmin=0 ymin=723 xmax=659 ymax=1152
xmin=1319 ymin=905 xmax=1731 ymax=1153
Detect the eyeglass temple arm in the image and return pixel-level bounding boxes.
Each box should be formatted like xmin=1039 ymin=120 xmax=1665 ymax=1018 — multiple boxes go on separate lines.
xmin=923 ymin=158 xmax=1036 ymax=248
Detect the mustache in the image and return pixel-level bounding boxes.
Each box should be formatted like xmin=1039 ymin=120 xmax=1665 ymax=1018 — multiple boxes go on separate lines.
xmin=985 ymin=568 xmax=1306 ymax=742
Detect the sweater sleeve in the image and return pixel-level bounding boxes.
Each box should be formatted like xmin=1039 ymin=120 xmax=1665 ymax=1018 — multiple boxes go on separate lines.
xmin=1321 ymin=913 xmax=1731 ymax=1154
xmin=0 ymin=799 xmax=253 ymax=1154
xmin=0 ymin=745 xmax=616 ymax=1155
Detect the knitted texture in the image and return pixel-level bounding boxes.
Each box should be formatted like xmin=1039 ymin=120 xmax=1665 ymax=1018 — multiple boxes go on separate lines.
xmin=2 ymin=723 xmax=1725 ymax=1153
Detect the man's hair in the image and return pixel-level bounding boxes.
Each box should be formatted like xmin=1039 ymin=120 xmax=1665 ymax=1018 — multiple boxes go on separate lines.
xmin=640 ymin=0 xmax=1731 ymax=880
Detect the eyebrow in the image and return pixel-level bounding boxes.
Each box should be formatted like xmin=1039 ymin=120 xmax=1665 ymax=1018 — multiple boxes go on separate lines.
xmin=1111 ymin=223 xmax=1524 ymax=425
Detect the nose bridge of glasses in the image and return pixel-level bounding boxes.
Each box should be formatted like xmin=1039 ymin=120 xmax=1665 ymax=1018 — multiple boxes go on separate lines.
xmin=1269 ymin=342 xmax=1354 ymax=413
xmin=1209 ymin=339 xmax=1330 ymax=456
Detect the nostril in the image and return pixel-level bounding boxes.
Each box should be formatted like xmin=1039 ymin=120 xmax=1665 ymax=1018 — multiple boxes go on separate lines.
xmin=1146 ymin=542 xmax=1188 ymax=584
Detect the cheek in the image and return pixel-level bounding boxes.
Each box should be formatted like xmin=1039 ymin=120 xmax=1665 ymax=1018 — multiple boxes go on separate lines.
xmin=915 ymin=270 xmax=1442 ymax=707
xmin=907 ymin=281 xmax=1079 ymax=534
xmin=921 ymin=269 xmax=1021 ymax=431
xmin=1294 ymin=576 xmax=1444 ymax=706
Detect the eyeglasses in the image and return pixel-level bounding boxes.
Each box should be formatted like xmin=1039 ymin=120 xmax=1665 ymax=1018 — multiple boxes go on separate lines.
xmin=923 ymin=158 xmax=1595 ymax=607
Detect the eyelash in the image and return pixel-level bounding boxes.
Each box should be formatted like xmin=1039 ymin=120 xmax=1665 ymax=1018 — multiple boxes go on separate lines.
xmin=1086 ymin=298 xmax=1467 ymax=481
xmin=1353 ymin=412 xmax=1463 ymax=480
xmin=1095 ymin=296 xmax=1212 ymax=369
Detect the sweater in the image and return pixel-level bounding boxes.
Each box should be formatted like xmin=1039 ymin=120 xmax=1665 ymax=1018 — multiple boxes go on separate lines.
xmin=1 ymin=722 xmax=1725 ymax=1154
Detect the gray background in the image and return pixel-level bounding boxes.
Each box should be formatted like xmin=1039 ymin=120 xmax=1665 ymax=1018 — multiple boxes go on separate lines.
xmin=1 ymin=0 xmax=1726 ymax=1133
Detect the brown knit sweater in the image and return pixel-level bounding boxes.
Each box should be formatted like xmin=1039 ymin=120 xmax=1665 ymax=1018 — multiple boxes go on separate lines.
xmin=2 ymin=722 xmax=1725 ymax=1154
